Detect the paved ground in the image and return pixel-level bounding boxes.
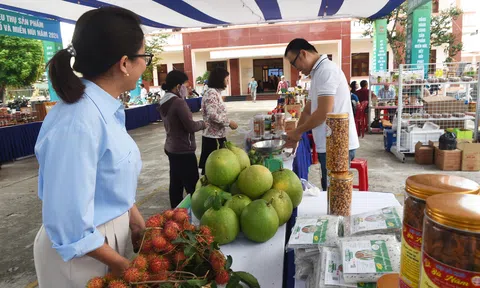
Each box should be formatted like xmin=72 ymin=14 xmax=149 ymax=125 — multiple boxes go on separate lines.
xmin=1 ymin=100 xmax=480 ymax=288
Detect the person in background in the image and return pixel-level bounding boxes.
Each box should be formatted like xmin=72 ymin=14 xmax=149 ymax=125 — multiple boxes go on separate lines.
xmin=248 ymin=76 xmax=258 ymax=103
xmin=159 ymin=70 xmax=206 ymax=208
xmin=199 ymin=67 xmax=238 ymax=175
xmin=378 ymin=84 xmax=396 ymax=100
xmin=350 ymin=81 xmax=359 ymax=94
xmin=277 ymin=75 xmax=289 ymax=94
xmin=355 ymin=80 xmax=376 ymax=103
xmin=34 ymin=7 xmax=149 ymax=286
xmin=140 ymin=83 xmax=148 ymax=102
xmin=284 ymin=38 xmax=359 ymax=191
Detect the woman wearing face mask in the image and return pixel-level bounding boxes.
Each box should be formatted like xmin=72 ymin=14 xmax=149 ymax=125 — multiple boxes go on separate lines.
xmin=34 ymin=7 xmax=148 ymax=287
xmin=159 ymin=70 xmax=206 ymax=208
xmin=199 ymin=67 xmax=238 ymax=175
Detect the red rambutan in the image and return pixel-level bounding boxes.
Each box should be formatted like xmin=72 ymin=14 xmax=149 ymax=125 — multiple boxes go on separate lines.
xmin=149 ymin=255 xmax=171 ymax=273
xmin=123 ymin=267 xmax=143 ymax=283
xmin=215 ymin=269 xmax=230 ymax=285
xmin=172 ymin=250 xmax=187 ymax=266
xmin=145 ymin=214 xmax=165 ymax=228
xmin=163 ymin=209 xmax=175 ymax=219
xmin=131 ymin=255 xmax=148 ymax=271
xmin=172 ymin=209 xmax=189 ymax=224
xmin=149 ymin=271 xmax=169 ymax=281
xmin=107 ymin=279 xmax=128 ymax=288
xmin=140 ymin=239 xmax=153 ymax=253
xmin=86 ymin=277 xmax=105 ymax=288
xmin=103 ymin=272 xmax=116 ymax=283
xmin=152 ymin=235 xmax=168 ymax=251
xmin=209 ymin=250 xmax=226 ymax=271
xmin=199 ymin=225 xmax=212 ymax=236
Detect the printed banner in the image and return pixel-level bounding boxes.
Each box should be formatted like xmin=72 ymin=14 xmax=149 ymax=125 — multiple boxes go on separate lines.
xmin=372 ymin=19 xmax=388 ymax=72
xmin=0 ymin=8 xmax=62 ymax=43
xmin=406 ymin=2 xmax=432 ymax=73
xmin=42 ymin=41 xmax=63 ymax=101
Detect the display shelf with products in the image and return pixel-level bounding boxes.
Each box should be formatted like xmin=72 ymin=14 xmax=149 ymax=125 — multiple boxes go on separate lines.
xmin=391 ymin=62 xmax=480 ymax=162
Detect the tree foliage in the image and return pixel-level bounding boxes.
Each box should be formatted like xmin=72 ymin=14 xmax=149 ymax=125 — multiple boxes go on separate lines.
xmin=0 ymin=35 xmax=44 ymax=101
xmin=360 ymin=0 xmax=463 ymax=65
xmin=143 ymin=34 xmax=169 ymax=82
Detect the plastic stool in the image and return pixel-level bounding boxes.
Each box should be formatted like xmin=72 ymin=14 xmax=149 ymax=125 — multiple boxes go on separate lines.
xmin=350 ymin=158 xmax=369 ymax=191
xmin=307 ymin=133 xmax=318 ymax=164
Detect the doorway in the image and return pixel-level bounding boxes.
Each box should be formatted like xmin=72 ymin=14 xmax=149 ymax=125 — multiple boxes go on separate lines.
xmin=253 ymin=58 xmax=284 ymax=93
xmin=157 ymin=64 xmax=167 ymax=86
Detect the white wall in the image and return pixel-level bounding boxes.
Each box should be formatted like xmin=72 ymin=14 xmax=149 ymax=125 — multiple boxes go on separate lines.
xmin=160 ymin=51 xmax=184 ymax=72
xmin=239 ymin=58 xmax=253 ymax=95
xmin=313 ymin=43 xmax=340 ymax=64
xmin=193 ymin=51 xmax=210 ymax=81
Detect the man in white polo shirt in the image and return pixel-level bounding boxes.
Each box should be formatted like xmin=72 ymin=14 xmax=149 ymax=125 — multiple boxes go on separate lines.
xmin=285 ymin=38 xmax=359 ymax=191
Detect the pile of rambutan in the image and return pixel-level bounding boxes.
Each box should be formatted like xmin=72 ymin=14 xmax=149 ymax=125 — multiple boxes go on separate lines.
xmin=86 ymin=208 xmax=259 ymax=288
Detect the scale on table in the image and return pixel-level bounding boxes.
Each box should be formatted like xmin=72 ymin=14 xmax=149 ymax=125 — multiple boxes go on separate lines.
xmin=252 ymin=139 xmax=286 ymax=172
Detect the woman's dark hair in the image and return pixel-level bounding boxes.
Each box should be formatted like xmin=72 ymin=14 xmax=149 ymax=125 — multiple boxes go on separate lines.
xmin=207 ymin=67 xmax=230 ymax=90
xmin=48 ymin=7 xmax=144 ymax=103
xmin=161 ymin=70 xmax=188 ymax=92
xmin=350 ymin=81 xmax=357 ymax=92
xmin=284 ymin=38 xmax=318 ymax=57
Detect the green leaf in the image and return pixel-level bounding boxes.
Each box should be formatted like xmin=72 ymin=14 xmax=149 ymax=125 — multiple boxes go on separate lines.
xmin=226 ymin=255 xmax=233 ymax=270
xmin=235 ymin=271 xmax=260 ymax=288
xmin=213 ymin=194 xmax=223 ymax=210
xmin=172 ymin=237 xmax=191 ymax=244
xmin=210 ymin=281 xmax=218 ymax=288
xmin=184 ymin=230 xmax=197 ymax=242
xmin=226 ymin=273 xmax=241 ymax=288
xmin=204 ymin=195 xmax=215 ymax=210
xmin=184 ymin=245 xmax=196 ymax=257
xmin=186 ymin=279 xmax=208 ymax=286
xmin=221 ymin=191 xmax=232 ymax=201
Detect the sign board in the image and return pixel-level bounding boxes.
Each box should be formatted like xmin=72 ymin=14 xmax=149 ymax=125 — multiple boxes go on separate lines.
xmin=408 ymin=0 xmax=432 ymax=14
xmin=42 ymin=41 xmax=63 ymax=101
xmin=406 ymin=2 xmax=432 ymax=75
xmin=0 ymin=8 xmax=62 ymax=43
xmin=372 ymin=19 xmax=388 ymax=72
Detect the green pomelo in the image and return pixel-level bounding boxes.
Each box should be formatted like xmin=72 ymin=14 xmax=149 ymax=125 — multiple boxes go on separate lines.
xmin=272 ymin=169 xmax=303 ymax=208
xmin=226 ymin=142 xmax=251 ymax=171
xmin=196 ymin=175 xmax=229 ymax=191
xmin=205 ymin=148 xmax=241 ymax=187
xmin=240 ymin=199 xmax=279 ymax=243
xmin=261 ymin=189 xmax=293 ymax=226
xmin=191 ymin=184 xmax=223 ymax=219
xmin=200 ymin=207 xmax=239 ymax=245
xmin=224 ymin=194 xmax=252 ymax=219
xmin=237 ymin=165 xmax=273 ymax=199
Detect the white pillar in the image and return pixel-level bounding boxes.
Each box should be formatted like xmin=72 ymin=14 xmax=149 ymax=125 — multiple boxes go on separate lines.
xmin=153 ymin=65 xmax=159 ymax=86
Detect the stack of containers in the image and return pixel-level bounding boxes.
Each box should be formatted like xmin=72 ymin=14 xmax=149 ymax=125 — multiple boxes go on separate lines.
xmin=326 ymin=113 xmax=353 ymax=216
xmin=399 ymin=174 xmax=480 ymax=288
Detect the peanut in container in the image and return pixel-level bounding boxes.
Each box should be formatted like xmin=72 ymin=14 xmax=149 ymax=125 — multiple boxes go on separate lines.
xmin=326 ymin=113 xmax=349 ymax=173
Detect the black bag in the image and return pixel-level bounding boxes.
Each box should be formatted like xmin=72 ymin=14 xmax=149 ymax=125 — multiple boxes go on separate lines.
xmin=370 ymin=118 xmax=381 ymax=129
xmin=439 ymin=132 xmax=457 ymax=150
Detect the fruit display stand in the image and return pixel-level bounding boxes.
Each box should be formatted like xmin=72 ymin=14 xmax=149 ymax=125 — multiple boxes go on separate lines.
xmin=293 ymin=191 xmax=402 ymax=288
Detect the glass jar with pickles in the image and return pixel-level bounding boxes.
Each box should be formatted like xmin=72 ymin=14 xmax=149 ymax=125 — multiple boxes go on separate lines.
xmin=420 ymin=194 xmax=480 ymax=288
xmin=399 ymin=174 xmax=480 ymax=288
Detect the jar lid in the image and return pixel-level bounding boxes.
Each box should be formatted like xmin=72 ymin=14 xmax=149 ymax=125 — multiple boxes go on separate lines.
xmin=426 ymin=194 xmax=480 ymax=232
xmin=327 ymin=112 xmax=348 ymax=119
xmin=377 ymin=273 xmax=400 ymax=288
xmin=405 ymin=174 xmax=480 ymax=200
xmin=330 ymin=171 xmax=353 ymax=180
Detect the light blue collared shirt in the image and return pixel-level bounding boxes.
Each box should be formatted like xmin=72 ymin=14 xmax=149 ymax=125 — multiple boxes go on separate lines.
xmin=35 ymin=79 xmax=142 ymax=262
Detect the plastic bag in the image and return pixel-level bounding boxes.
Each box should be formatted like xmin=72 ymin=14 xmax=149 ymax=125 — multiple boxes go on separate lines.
xmin=287 ymin=216 xmax=343 ymax=250
xmin=439 ymin=131 xmax=457 ymax=150
xmin=340 ymin=235 xmax=400 ymax=284
xmin=302 ymin=179 xmax=322 ymax=195
xmin=317 ymin=247 xmax=357 ymax=288
xmin=343 ymin=206 xmax=403 ymax=237
xmin=295 ymin=248 xmax=320 ymax=280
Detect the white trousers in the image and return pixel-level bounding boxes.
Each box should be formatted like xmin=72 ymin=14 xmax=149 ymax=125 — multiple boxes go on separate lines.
xmin=34 ymin=212 xmax=129 ymax=288
xmin=251 ymin=90 xmax=257 ymax=101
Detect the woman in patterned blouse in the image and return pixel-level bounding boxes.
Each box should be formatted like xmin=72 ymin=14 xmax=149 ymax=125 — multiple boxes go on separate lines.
xmin=199 ymin=67 xmax=238 ymax=175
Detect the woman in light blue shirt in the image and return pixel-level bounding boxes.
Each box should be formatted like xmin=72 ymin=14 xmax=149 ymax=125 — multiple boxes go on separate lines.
xmin=33 ymin=7 xmax=151 ymax=287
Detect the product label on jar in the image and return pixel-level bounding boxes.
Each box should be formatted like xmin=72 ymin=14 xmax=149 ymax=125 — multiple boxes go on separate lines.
xmin=289 ymin=218 xmax=328 ymax=245
xmin=420 ymin=252 xmax=480 ymax=288
xmin=350 ymin=206 xmax=402 ymax=235
xmin=343 ymin=240 xmax=393 ymax=274
xmin=326 ymin=124 xmax=332 ymax=137
xmin=399 ymin=223 xmax=423 ymax=288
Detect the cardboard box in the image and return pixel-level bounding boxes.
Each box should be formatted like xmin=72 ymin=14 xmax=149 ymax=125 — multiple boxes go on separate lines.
xmin=435 ymin=146 xmax=462 ymax=171
xmin=423 ymin=96 xmax=467 ymax=114
xmin=458 ymin=142 xmax=480 ymax=171
xmin=415 ymin=142 xmax=434 ymax=165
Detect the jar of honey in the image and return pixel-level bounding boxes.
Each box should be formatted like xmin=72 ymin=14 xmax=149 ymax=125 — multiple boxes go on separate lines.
xmin=377 ymin=273 xmax=400 ymax=288
xmin=399 ymin=174 xmax=480 ymax=288
xmin=420 ymin=194 xmax=480 ymax=288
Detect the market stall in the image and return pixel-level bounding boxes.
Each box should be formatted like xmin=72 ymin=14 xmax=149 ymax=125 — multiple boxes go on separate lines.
xmin=0 ymin=121 xmax=42 ymax=163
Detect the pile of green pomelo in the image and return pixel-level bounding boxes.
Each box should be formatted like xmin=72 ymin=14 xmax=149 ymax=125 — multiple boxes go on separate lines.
xmin=192 ymin=142 xmax=303 ymax=245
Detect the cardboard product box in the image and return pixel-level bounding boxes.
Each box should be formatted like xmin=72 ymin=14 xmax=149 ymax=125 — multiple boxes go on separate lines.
xmin=285 ymin=119 xmax=298 ymax=132
xmin=423 ymin=96 xmax=467 ymax=114
xmin=429 ymin=140 xmax=439 ymax=161
xmin=458 ymin=142 xmax=480 ymax=171
xmin=415 ymin=142 xmax=434 ymax=165
xmin=435 ymin=146 xmax=462 ymax=171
